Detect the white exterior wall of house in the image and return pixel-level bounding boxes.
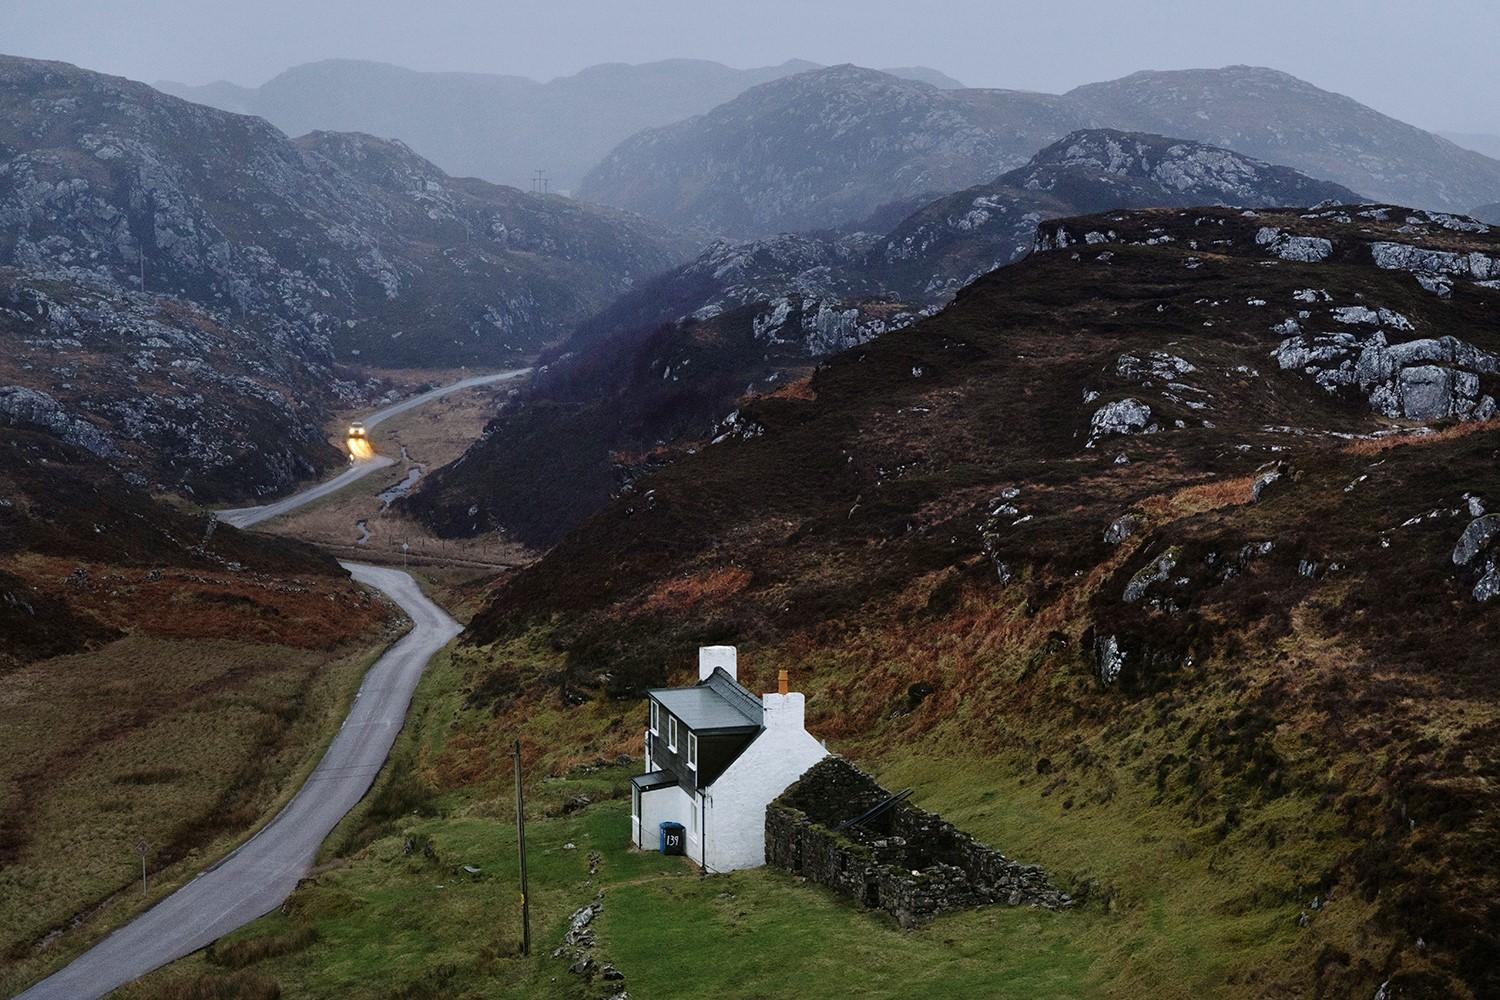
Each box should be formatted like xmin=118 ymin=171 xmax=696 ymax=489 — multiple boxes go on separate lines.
xmin=635 ymin=783 xmax=692 ymax=851
xmin=700 ymin=691 xmax=828 ymax=872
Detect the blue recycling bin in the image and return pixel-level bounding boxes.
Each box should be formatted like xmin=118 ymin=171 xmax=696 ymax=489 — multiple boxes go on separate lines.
xmin=659 ymin=821 xmax=686 ymax=855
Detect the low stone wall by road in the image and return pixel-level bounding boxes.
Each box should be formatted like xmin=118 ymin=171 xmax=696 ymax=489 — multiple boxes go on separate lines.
xmin=765 ymin=756 xmax=1072 ymax=927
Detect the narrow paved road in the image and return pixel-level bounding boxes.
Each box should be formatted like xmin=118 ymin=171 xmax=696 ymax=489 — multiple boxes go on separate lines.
xmin=217 ymin=367 xmax=529 ymax=529
xmin=14 ymin=564 xmax=462 ymax=1000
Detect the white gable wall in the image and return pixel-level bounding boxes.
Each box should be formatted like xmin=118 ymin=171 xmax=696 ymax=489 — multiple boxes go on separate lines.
xmin=701 ymin=693 xmax=828 ymax=872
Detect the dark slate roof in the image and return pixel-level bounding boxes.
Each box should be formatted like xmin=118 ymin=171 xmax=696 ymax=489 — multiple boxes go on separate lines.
xmin=631 ymin=771 xmax=678 ymax=791
xmin=648 ymin=667 xmax=762 ymax=731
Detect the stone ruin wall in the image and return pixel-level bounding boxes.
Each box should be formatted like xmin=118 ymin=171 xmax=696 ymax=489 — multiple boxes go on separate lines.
xmin=765 ymin=756 xmax=1072 ymax=927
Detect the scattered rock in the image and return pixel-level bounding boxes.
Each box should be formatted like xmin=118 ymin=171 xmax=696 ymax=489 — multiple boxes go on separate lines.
xmin=1252 ymin=463 xmax=1286 ymax=502
xmin=1104 ymin=512 xmax=1144 ymax=544
xmin=1124 ymin=548 xmax=1181 ymax=602
xmin=1089 ymin=398 xmax=1156 ymax=444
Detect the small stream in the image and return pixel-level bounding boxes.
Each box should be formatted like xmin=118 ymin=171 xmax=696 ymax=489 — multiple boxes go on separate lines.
xmin=377 ymin=451 xmax=425 ymax=508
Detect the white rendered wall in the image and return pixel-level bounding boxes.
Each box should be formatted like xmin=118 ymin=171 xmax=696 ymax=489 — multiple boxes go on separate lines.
xmin=703 ymin=695 xmax=827 ymax=871
xmin=636 ymin=784 xmax=691 ymax=851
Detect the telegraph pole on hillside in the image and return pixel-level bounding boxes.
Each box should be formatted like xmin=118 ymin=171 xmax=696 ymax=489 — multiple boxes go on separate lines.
xmin=135 ymin=839 xmax=151 ymax=895
xmin=513 ymin=739 xmax=531 ymax=956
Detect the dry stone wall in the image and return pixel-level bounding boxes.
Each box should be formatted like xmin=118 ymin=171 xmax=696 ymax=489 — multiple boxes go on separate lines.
xmin=765 ymin=756 xmax=1072 ymax=927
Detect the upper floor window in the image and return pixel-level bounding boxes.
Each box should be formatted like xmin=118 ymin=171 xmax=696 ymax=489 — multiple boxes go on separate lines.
xmin=687 ymin=732 xmax=698 ymax=770
xmin=668 ymin=715 xmax=678 ymax=752
xmin=649 ymin=700 xmax=659 ymax=734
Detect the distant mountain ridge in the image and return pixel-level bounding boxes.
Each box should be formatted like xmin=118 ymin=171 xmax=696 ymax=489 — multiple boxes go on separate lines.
xmin=582 ymin=64 xmax=1500 ymax=236
xmin=155 ymin=58 xmax=964 ymax=191
xmin=580 ymin=65 xmax=1094 ymax=239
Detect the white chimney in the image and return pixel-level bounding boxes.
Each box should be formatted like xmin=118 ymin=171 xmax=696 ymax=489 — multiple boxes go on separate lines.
xmin=699 ymin=645 xmax=737 ymax=681
xmin=761 ymin=691 xmax=805 ymax=731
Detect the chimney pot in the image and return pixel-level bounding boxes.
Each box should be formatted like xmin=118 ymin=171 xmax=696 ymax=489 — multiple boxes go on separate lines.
xmin=777 ymin=669 xmax=789 ymax=695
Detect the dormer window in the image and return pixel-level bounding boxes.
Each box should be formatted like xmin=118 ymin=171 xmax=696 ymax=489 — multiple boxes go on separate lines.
xmin=687 ymin=732 xmax=698 ymax=770
xmin=668 ymin=715 xmax=678 ymax=752
xmin=649 ymin=700 xmax=660 ymax=734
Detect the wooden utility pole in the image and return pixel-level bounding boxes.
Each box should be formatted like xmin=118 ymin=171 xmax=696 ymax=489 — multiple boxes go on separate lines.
xmin=513 ymin=739 xmax=530 ymax=956
xmin=135 ymin=839 xmax=150 ymax=895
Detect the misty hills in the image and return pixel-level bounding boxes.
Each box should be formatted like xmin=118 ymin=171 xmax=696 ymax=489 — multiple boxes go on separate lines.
xmin=579 ymin=64 xmax=1094 ymax=238
xmin=405 ymin=129 xmax=1357 ymax=546
xmin=0 ymin=53 xmax=691 ymax=499
xmin=155 ymin=58 xmax=964 ymax=192
xmin=0 ymin=55 xmax=688 ymax=368
xmin=1067 ymin=66 xmax=1500 ymax=217
xmin=582 ymin=64 xmax=1500 ymax=236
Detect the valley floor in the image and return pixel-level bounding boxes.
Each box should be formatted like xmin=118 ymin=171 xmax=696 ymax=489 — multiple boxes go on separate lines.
xmin=257 ymin=375 xmax=533 ymax=572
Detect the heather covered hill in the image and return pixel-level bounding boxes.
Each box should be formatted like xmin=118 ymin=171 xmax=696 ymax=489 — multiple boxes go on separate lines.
xmin=581 ymin=65 xmax=1500 ymax=237
xmin=407 ymin=132 xmax=1359 ymax=547
xmin=0 ymin=54 xmax=691 ymax=369
xmin=452 ymin=205 xmax=1500 ymax=997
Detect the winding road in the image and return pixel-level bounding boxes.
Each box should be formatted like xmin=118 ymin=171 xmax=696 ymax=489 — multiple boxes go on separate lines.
xmin=14 ymin=371 xmax=522 ymax=998
xmin=15 ymin=565 xmax=462 ymax=1000
xmin=217 ymin=367 xmax=529 ymax=529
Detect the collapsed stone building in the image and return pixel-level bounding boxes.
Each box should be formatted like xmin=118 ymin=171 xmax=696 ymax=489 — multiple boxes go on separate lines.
xmin=765 ymin=756 xmax=1073 ymax=927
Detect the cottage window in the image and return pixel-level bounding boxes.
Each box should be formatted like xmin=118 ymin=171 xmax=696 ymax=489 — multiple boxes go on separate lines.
xmin=686 ymin=732 xmax=698 ymax=770
xmin=649 ymin=700 xmax=659 ymax=734
xmin=690 ymin=798 xmax=698 ymax=840
xmin=668 ymin=715 xmax=678 ymax=752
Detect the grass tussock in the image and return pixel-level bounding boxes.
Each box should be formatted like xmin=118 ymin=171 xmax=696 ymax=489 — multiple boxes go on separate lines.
xmin=152 ymin=971 xmax=281 ymax=1000
xmin=207 ymin=927 xmax=320 ymax=970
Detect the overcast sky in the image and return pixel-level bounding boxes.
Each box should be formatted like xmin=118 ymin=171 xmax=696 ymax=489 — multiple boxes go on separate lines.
xmin=4 ymin=0 xmax=1497 ymax=133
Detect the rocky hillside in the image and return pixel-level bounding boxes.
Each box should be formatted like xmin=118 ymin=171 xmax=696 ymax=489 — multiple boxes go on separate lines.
xmin=156 ymin=58 xmax=961 ymax=193
xmin=873 ymin=129 xmax=1360 ymax=297
xmin=1069 ymin=67 xmax=1500 ymax=214
xmin=579 ymin=65 xmax=1095 ymax=238
xmin=581 ymin=65 xmax=1500 ymax=237
xmin=0 ymin=54 xmax=691 ymax=370
xmin=0 ymin=266 xmax=354 ymax=501
xmin=456 ymin=205 xmax=1500 ymax=998
xmin=407 ymin=132 xmax=1357 ymax=546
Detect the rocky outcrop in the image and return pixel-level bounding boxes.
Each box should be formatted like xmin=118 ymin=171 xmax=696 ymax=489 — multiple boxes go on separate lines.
xmin=0 ymin=385 xmax=116 ymax=458
xmin=1089 ymin=398 xmax=1157 ymax=443
xmin=1255 ymin=226 xmax=1334 ymax=262
xmin=1453 ymin=514 xmax=1500 ymax=602
xmin=766 ymin=757 xmax=1071 ymax=927
xmin=1273 ymin=323 xmax=1498 ymax=423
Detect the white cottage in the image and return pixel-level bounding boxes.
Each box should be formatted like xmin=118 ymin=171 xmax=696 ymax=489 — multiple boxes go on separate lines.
xmin=630 ymin=645 xmax=828 ymax=872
